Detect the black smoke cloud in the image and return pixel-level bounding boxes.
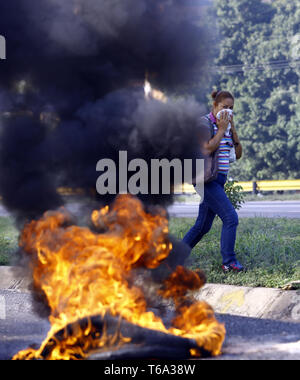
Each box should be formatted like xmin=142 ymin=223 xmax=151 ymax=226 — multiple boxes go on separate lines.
xmin=0 ymin=0 xmax=210 ymax=223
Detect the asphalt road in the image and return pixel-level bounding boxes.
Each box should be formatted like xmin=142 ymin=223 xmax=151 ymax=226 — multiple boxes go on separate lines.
xmin=1 ymin=290 xmax=300 ymax=360
xmin=167 ymin=201 xmax=300 ymax=219
xmin=2 ymin=201 xmax=300 ymax=220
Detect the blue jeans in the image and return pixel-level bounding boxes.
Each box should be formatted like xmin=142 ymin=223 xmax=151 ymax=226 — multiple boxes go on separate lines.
xmin=182 ymin=173 xmax=238 ymax=265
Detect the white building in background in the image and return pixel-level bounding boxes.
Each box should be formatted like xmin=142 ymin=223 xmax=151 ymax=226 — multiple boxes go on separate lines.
xmin=0 ymin=35 xmax=6 ymax=60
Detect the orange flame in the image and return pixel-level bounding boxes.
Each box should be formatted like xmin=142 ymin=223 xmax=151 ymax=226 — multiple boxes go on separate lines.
xmin=13 ymin=195 xmax=225 ymax=360
xmin=144 ymin=79 xmax=167 ymax=103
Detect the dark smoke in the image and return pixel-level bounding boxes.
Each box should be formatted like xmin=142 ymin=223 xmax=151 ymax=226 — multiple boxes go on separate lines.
xmin=0 ymin=0 xmax=211 ymax=224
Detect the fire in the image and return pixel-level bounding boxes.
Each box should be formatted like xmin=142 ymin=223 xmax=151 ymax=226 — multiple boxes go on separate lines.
xmin=144 ymin=79 xmax=152 ymax=99
xmin=144 ymin=78 xmax=168 ymax=103
xmin=13 ymin=195 xmax=225 ymax=360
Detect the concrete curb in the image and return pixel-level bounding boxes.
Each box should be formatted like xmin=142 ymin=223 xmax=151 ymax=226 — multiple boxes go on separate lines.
xmin=1 ymin=266 xmax=299 ymax=322
xmin=196 ymin=284 xmax=300 ymax=322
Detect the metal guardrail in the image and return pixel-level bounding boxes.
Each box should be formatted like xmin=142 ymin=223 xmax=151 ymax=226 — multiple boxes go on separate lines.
xmin=57 ymin=187 xmax=85 ymax=196
xmin=237 ymin=180 xmax=300 ymax=193
xmin=178 ymin=180 xmax=300 ymax=194
xmin=50 ymin=180 xmax=300 ymax=196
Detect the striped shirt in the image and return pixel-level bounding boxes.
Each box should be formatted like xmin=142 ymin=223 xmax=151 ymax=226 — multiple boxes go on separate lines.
xmin=208 ymin=112 xmax=234 ymax=175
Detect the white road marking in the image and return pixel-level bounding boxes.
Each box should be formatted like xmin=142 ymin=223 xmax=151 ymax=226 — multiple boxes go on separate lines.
xmin=0 ymin=295 xmax=6 ymax=320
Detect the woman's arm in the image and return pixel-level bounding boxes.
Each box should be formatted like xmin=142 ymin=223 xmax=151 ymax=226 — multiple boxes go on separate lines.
xmin=230 ymin=116 xmax=242 ymax=160
xmin=203 ymin=112 xmax=229 ymax=154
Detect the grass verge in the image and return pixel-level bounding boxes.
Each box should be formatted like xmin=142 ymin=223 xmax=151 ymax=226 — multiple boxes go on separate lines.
xmin=169 ymin=217 xmax=300 ymax=288
xmin=0 ymin=214 xmax=299 ymax=288
xmin=0 ymin=216 xmax=19 ymax=265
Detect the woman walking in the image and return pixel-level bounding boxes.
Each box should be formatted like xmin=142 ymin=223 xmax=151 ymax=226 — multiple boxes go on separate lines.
xmin=183 ymin=90 xmax=244 ymax=273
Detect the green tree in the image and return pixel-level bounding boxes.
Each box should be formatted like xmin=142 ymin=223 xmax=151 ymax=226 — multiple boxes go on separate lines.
xmin=213 ymin=0 xmax=300 ymax=181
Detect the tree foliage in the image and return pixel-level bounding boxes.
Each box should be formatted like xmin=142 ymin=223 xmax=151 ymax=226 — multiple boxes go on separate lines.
xmin=211 ymin=0 xmax=300 ymax=180
xmin=224 ymin=180 xmax=245 ymax=210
